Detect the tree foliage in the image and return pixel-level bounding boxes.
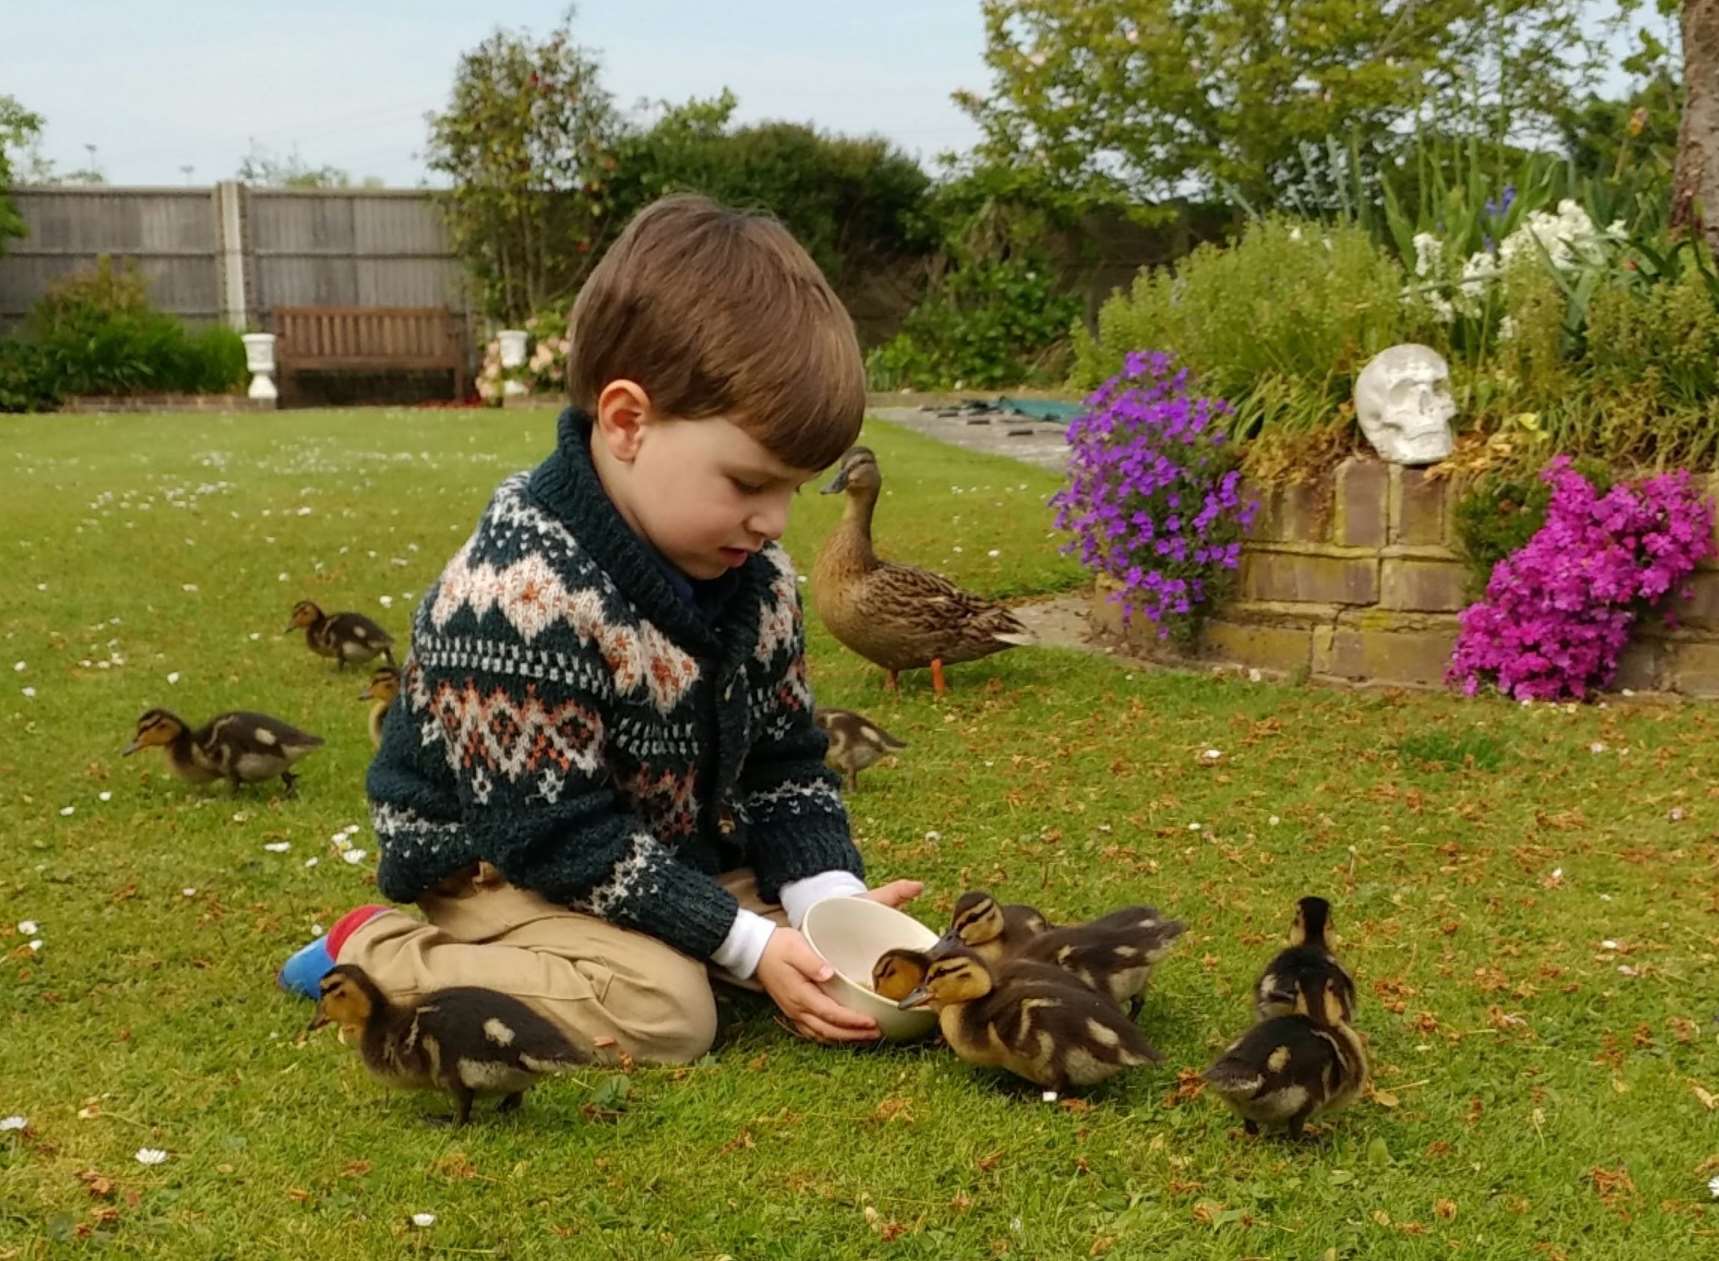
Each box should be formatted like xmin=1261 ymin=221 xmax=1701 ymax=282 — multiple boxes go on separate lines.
xmin=424 ymin=5 xmax=621 ymax=323
xmin=956 ymin=0 xmax=1612 ymax=214
xmin=0 ymin=94 xmax=45 ymax=254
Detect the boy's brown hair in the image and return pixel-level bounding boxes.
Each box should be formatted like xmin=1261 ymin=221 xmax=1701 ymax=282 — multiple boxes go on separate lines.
xmin=567 ymin=195 xmax=865 ymax=471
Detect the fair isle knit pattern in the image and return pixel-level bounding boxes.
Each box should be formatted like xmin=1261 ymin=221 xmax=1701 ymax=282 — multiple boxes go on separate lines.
xmin=365 ymin=408 xmax=861 ymax=960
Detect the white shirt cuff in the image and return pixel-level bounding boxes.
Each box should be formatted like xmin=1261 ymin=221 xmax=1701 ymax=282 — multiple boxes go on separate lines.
xmin=778 ymin=871 xmax=869 ymax=929
xmin=710 ymin=907 xmax=777 ymax=981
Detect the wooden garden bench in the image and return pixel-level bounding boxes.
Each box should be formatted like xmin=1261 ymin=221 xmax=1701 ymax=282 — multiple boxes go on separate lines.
xmin=273 ymin=306 xmax=466 ymax=402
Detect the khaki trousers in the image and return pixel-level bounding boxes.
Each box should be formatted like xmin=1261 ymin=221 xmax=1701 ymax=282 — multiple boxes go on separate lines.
xmin=337 ymin=867 xmax=785 ymax=1065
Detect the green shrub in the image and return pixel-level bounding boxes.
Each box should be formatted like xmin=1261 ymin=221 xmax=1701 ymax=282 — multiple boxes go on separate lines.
xmin=0 ymin=338 xmax=59 ymax=412
xmin=1071 ymin=216 xmax=1424 ymax=440
xmin=865 ymin=257 xmax=1078 ymax=390
xmin=23 ymin=257 xmax=247 ymax=397
xmin=1452 ymin=457 xmax=1613 ymax=595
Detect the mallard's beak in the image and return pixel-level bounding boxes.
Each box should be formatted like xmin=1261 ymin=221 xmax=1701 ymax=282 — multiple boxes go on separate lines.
xmin=896 ymin=986 xmax=932 ymax=1011
xmin=820 ymin=464 xmax=850 ymax=494
xmin=306 ymin=1009 xmax=330 ymax=1034
xmin=929 ymin=932 xmax=960 ymax=956
xmin=121 ymin=738 xmax=141 ymax=757
xmin=357 ymin=686 xmax=374 ymax=700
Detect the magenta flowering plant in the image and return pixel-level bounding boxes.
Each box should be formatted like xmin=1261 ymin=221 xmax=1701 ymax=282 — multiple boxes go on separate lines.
xmin=1052 ymin=350 xmax=1259 ymax=641
xmin=1448 ymin=456 xmax=1716 ymax=701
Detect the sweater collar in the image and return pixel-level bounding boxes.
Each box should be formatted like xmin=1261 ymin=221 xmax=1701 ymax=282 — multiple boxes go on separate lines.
xmin=527 ymin=407 xmax=768 ymax=654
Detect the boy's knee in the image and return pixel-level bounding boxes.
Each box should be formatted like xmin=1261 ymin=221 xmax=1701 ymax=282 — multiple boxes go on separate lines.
xmin=604 ymin=959 xmax=717 ymax=1065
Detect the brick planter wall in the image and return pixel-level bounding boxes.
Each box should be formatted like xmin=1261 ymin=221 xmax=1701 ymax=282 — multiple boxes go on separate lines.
xmin=1089 ymin=456 xmax=1719 ymax=697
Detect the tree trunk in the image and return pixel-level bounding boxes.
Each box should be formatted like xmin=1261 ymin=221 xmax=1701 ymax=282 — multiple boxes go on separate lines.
xmin=1673 ymin=0 xmax=1719 ymax=248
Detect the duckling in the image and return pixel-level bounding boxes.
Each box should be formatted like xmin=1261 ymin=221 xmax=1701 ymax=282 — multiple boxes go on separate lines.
xmin=122 ymin=707 xmax=323 ymax=796
xmin=309 ymin=964 xmax=589 ymax=1125
xmin=870 ymin=947 xmax=931 ymax=1002
xmin=935 ymin=889 xmax=1054 ymax=968
xmin=285 ymin=600 xmax=396 ymax=670
xmin=813 ymin=446 xmax=1035 ymax=694
xmin=898 ymin=946 xmax=1161 ymax=1100
xmin=1012 ymin=912 xmax=1187 ymax=1018
xmin=359 ymin=666 xmax=400 ymax=750
xmin=814 ymin=707 xmax=907 ymax=791
xmin=1254 ymin=896 xmax=1356 ymax=1022
xmin=1203 ymin=976 xmax=1369 ymax=1140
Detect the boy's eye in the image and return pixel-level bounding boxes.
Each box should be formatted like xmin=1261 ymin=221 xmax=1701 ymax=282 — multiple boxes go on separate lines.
xmin=730 ymin=477 xmax=764 ymax=494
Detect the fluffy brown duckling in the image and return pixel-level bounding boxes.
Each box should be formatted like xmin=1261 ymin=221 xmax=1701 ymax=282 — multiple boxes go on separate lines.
xmin=813 ymin=447 xmax=1035 ymax=694
xmin=1203 ymin=975 xmax=1369 ymax=1140
xmin=935 ymin=889 xmax=1053 ymax=969
xmin=309 ymin=965 xmax=589 ymax=1125
xmin=359 ymin=666 xmax=401 ymax=750
xmin=898 ymin=946 xmax=1160 ymax=1100
xmin=869 ymin=947 xmax=931 ymax=1002
xmin=814 ymin=707 xmax=907 ymax=791
xmin=1009 ymin=910 xmax=1187 ymax=1018
xmin=285 ymin=600 xmax=396 ymax=670
xmin=123 ymin=707 xmax=323 ymax=796
xmin=1254 ymin=896 xmax=1356 ymax=1022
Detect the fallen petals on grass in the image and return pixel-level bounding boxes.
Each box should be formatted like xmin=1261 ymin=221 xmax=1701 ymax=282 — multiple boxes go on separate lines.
xmin=411 ymin=1212 xmax=436 ymax=1228
xmin=0 ymin=1116 xmax=26 ymax=1132
xmin=342 ymin=849 xmax=368 ymax=865
xmin=262 ymin=842 xmax=291 ymax=854
xmin=134 ymin=1148 xmax=168 ymax=1166
xmin=17 ymin=920 xmax=38 ymax=935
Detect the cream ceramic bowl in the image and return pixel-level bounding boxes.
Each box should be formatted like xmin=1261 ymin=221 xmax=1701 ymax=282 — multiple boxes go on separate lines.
xmin=800 ymin=896 xmax=940 ymax=1042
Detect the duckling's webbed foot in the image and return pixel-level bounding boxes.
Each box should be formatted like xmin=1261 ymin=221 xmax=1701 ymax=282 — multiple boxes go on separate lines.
xmin=496 ymin=1091 xmax=523 ymax=1114
xmin=280 ymin=771 xmax=299 ymax=798
xmin=1127 ymin=996 xmax=1144 ymax=1021
xmin=430 ymin=1085 xmax=474 ymax=1126
xmin=1285 ymin=1112 xmax=1309 ymax=1142
xmin=1243 ymin=1119 xmax=1260 ymax=1137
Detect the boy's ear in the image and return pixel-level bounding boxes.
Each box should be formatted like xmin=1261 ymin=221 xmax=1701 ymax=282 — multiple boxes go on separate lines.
xmin=593 ymin=380 xmax=654 ymax=462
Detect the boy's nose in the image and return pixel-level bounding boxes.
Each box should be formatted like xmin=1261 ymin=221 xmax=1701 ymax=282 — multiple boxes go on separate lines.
xmin=748 ymin=498 xmax=789 ymax=542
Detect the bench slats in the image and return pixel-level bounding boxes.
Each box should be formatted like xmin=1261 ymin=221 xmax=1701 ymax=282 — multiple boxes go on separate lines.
xmin=273 ymin=306 xmax=466 ymax=402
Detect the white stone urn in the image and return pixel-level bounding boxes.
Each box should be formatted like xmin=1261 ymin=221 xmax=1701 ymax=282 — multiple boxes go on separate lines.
xmin=241 ymin=333 xmax=278 ymax=403
xmin=497 ymin=328 xmax=530 ymax=398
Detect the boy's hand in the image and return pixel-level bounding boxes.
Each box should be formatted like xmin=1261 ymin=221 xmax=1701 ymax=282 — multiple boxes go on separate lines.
xmin=859 ymin=879 xmax=923 ymax=910
xmin=755 ymin=927 xmax=881 ymax=1043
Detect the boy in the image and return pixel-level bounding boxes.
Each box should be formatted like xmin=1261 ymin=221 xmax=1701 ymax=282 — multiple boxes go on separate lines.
xmin=279 ymin=195 xmax=920 ymax=1058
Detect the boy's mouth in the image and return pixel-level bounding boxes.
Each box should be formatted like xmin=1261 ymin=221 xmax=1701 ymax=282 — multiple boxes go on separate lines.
xmin=719 ymin=547 xmax=752 ymax=568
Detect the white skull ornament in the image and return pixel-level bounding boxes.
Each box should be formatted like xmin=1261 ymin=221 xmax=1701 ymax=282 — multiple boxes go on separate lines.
xmin=1353 ymin=344 xmax=1456 ymax=465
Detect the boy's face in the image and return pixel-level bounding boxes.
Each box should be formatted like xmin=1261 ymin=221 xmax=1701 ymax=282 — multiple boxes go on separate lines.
xmin=595 ymin=403 xmax=818 ymax=580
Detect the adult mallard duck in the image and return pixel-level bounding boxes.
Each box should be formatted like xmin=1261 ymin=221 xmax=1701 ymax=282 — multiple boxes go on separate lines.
xmin=812 ymin=447 xmax=1035 ymax=694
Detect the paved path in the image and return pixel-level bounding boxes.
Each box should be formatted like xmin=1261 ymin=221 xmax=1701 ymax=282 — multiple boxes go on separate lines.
xmin=867 ymin=405 xmax=1070 ymax=473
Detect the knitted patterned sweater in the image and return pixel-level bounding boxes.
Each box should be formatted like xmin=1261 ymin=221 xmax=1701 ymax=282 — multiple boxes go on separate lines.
xmin=365 ymin=407 xmax=863 ymax=962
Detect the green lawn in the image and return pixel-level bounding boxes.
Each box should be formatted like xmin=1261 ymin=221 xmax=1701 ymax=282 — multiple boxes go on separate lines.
xmin=2 ymin=405 xmax=1716 ymax=1259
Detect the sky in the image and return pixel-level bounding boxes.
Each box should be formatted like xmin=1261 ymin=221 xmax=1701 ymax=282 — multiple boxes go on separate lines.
xmin=5 ymin=1 xmax=1676 ymax=189
xmin=6 ymin=0 xmax=990 ymax=187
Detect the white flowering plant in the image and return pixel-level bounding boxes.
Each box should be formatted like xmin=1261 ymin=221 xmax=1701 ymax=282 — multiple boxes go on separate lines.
xmin=475 ymin=310 xmax=571 ymax=406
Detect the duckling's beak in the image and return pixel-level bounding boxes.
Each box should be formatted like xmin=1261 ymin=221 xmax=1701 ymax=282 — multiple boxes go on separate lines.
xmin=282 ymin=624 xmax=297 ymax=634
xmin=357 ymin=686 xmax=373 ymax=700
xmin=896 ymin=986 xmax=932 ymax=1011
xmin=305 ymin=1009 xmax=330 ymax=1034
xmin=121 ymin=738 xmax=141 ymax=757
xmin=930 ymin=932 xmax=960 ymax=955
xmin=820 ymin=464 xmax=850 ymax=494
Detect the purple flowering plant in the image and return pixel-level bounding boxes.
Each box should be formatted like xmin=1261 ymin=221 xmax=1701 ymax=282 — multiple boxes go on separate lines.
xmin=1052 ymin=350 xmax=1258 ymax=641
xmin=1448 ymin=456 xmax=1716 ymax=701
